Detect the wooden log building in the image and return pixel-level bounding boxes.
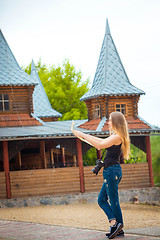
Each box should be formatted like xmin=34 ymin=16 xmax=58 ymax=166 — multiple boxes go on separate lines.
xmin=0 ymin=20 xmax=159 ymax=199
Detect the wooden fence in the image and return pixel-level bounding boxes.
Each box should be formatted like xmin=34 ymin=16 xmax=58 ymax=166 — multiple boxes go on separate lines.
xmin=84 ymin=163 xmax=150 ymax=192
xmin=0 ymin=172 xmax=6 ymax=199
xmin=0 ymin=163 xmax=150 ymax=199
xmin=10 ymin=168 xmax=80 ymax=198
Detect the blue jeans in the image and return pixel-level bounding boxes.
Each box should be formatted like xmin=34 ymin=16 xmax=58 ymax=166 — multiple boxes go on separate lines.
xmin=98 ymin=164 xmax=123 ymax=225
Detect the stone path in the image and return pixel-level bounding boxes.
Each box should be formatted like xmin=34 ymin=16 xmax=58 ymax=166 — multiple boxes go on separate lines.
xmin=0 ymin=220 xmax=159 ymax=240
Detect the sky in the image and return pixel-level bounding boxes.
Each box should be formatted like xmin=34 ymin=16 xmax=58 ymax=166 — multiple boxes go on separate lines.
xmin=0 ymin=0 xmax=160 ymax=127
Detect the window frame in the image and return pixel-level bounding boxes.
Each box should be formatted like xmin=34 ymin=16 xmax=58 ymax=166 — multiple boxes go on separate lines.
xmin=0 ymin=94 xmax=10 ymax=112
xmin=93 ymin=104 xmax=101 ymax=119
xmin=115 ymin=103 xmax=127 ymax=116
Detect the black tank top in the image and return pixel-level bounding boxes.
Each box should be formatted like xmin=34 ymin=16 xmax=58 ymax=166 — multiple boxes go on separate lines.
xmin=104 ymin=143 xmax=122 ymax=168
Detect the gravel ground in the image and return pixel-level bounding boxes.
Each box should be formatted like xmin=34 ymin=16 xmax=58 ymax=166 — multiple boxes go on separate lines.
xmin=0 ymin=203 xmax=159 ymax=231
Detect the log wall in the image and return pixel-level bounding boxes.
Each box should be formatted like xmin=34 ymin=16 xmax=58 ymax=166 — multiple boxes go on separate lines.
xmin=85 ymin=95 xmax=140 ymax=120
xmin=108 ymin=96 xmax=133 ymax=117
xmin=0 ymin=172 xmax=6 ymax=199
xmin=0 ymin=86 xmax=34 ymax=115
xmin=0 ymin=163 xmax=150 ymax=199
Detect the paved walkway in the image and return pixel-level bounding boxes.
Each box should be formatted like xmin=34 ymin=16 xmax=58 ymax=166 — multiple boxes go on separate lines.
xmin=0 ymin=220 xmax=159 ymax=240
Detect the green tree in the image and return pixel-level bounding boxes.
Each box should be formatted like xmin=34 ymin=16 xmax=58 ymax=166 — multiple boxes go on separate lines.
xmin=83 ymin=147 xmax=97 ymax=166
xmin=151 ymin=135 xmax=160 ymax=186
xmin=23 ymin=59 xmax=89 ymax=120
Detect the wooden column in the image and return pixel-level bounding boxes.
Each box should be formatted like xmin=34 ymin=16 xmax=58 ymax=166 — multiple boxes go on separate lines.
xmin=50 ymin=148 xmax=54 ymax=167
xmin=76 ymin=138 xmax=85 ymax=193
xmin=3 ymin=141 xmax=11 ymax=199
xmin=146 ymin=136 xmax=154 ymax=187
xmin=73 ymin=155 xmax=77 ymax=167
xmin=61 ymin=147 xmax=66 ymax=167
xmin=40 ymin=141 xmax=47 ymax=169
xmin=16 ymin=151 xmax=22 ymax=170
xmin=97 ymin=149 xmax=102 ymax=159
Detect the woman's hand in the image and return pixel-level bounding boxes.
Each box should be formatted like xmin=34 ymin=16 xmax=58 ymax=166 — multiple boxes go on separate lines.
xmin=72 ymin=130 xmax=84 ymax=139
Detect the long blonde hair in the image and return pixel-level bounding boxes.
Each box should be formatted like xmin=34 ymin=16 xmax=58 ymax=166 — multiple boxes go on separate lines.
xmin=110 ymin=111 xmax=130 ymax=160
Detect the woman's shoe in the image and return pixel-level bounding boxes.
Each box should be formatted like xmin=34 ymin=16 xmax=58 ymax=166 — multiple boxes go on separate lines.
xmin=106 ymin=229 xmax=124 ymax=237
xmin=108 ymin=222 xmax=123 ymax=239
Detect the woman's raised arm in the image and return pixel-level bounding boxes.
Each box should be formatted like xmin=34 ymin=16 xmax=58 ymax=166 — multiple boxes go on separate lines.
xmin=72 ymin=130 xmax=121 ymax=149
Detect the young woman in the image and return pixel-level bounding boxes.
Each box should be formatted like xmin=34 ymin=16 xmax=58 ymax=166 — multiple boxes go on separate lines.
xmin=72 ymin=111 xmax=130 ymax=239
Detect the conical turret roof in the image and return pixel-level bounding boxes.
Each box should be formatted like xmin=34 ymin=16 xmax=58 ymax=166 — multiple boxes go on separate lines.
xmin=31 ymin=60 xmax=62 ymax=118
xmin=0 ymin=30 xmax=37 ymax=86
xmin=80 ymin=19 xmax=145 ymax=101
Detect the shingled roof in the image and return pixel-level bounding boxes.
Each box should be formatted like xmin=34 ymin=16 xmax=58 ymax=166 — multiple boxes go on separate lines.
xmin=31 ymin=60 xmax=62 ymax=119
xmin=80 ymin=19 xmax=145 ymax=101
xmin=0 ymin=30 xmax=37 ymax=86
xmin=79 ymin=116 xmax=152 ymax=133
xmin=0 ymin=114 xmax=42 ymax=128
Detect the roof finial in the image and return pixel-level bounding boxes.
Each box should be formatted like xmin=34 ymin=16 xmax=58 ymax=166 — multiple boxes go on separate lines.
xmin=105 ymin=18 xmax=111 ymax=35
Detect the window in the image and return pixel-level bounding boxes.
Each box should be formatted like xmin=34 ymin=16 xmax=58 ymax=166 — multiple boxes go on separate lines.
xmin=0 ymin=94 xmax=10 ymax=111
xmin=116 ymin=104 xmax=126 ymax=115
xmin=94 ymin=104 xmax=101 ymax=118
